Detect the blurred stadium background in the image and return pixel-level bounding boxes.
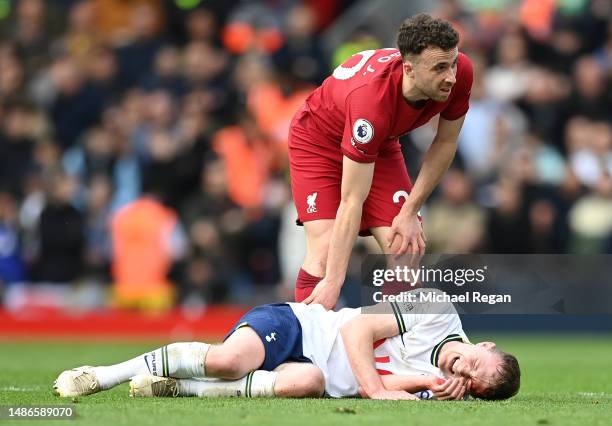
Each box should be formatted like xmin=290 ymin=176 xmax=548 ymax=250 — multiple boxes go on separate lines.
xmin=0 ymin=0 xmax=611 ymax=341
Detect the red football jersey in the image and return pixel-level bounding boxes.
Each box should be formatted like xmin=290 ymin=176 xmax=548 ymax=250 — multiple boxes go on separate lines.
xmin=297 ymin=48 xmax=473 ymax=163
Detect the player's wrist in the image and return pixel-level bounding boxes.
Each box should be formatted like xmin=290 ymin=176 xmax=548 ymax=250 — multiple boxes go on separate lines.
xmin=365 ymin=384 xmax=387 ymax=398
xmin=325 ymin=278 xmax=343 ymax=288
xmin=424 ymin=375 xmax=442 ymax=389
xmin=321 ymin=272 xmax=344 ymax=288
xmin=400 ymin=201 xmax=421 ymax=216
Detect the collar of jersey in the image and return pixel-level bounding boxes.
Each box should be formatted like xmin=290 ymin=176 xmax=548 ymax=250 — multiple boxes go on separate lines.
xmin=430 ymin=334 xmax=464 ymax=367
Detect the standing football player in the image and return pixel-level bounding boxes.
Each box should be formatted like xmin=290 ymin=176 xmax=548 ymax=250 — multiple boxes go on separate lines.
xmin=289 ymin=14 xmax=473 ymax=308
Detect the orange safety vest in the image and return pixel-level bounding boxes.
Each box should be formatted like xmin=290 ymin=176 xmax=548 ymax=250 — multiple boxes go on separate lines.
xmin=213 ymin=126 xmax=272 ymax=209
xmin=110 ymin=197 xmax=176 ymax=299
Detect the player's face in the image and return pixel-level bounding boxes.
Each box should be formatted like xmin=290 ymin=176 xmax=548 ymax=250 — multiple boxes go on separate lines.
xmin=411 ymin=47 xmax=458 ymax=102
xmin=439 ymin=342 xmax=501 ymax=396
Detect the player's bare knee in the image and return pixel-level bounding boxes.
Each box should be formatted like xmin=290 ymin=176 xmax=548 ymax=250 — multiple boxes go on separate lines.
xmin=222 ymin=352 xmax=247 ymax=379
xmin=207 ymin=350 xmax=246 ymax=379
xmin=299 ymin=368 xmax=325 ymax=397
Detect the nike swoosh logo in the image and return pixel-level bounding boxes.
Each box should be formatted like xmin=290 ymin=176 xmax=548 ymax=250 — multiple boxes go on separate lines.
xmin=144 ymin=355 xmax=152 ymax=374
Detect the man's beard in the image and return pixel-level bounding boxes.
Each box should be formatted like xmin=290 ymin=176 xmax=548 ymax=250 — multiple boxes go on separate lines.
xmin=427 ymin=86 xmax=451 ymax=101
xmin=416 ymin=81 xmax=448 ymax=102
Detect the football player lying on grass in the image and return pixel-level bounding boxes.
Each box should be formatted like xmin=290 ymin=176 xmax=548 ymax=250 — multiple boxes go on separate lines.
xmin=54 ymin=289 xmax=520 ymax=400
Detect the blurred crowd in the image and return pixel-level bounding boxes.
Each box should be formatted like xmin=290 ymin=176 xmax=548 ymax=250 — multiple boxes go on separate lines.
xmin=0 ymin=0 xmax=611 ymax=311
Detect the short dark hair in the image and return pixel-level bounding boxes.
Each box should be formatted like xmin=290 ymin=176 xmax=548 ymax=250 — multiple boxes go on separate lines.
xmin=396 ymin=13 xmax=459 ymax=59
xmin=473 ymin=349 xmax=521 ymax=400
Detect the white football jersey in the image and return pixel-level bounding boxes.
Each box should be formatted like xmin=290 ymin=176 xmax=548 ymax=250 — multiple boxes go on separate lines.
xmin=288 ymin=289 xmax=468 ymax=397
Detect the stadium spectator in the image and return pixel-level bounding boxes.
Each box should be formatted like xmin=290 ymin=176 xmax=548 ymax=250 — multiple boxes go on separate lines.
xmin=83 ymin=174 xmax=112 ymax=284
xmin=113 ymin=1 xmax=164 ymax=90
xmin=272 ymin=4 xmax=327 ymax=85
xmin=425 ymin=168 xmax=485 ymax=253
xmin=53 ymin=0 xmax=99 ymax=66
xmin=457 ymin=53 xmax=527 ymax=180
xmin=139 ymin=46 xmax=187 ymax=97
xmin=0 ymin=192 xmax=28 ymax=286
xmin=6 ymin=0 xmax=53 ymax=76
xmin=33 ymin=172 xmax=85 ymax=284
xmin=47 ymin=55 xmax=105 ymax=149
xmin=179 ymin=156 xmax=251 ymax=301
xmin=212 ymin=113 xmax=282 ymax=210
xmin=109 ymin=187 xmax=186 ymax=311
xmin=485 ymin=178 xmax=529 ymax=253
xmin=0 ymin=43 xmax=26 ymax=103
xmin=0 ymin=103 xmax=36 ymax=197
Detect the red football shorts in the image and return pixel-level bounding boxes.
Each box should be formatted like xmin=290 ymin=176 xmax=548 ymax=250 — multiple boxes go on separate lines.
xmin=288 ymin=111 xmax=413 ymax=237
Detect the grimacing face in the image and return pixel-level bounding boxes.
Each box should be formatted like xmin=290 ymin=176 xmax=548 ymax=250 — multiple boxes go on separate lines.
xmin=405 ymin=46 xmax=458 ymax=102
xmin=438 ymin=341 xmax=502 ymax=396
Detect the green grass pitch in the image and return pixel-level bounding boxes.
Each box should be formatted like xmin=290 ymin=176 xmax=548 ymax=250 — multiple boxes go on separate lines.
xmin=1 ymin=335 xmax=611 ymax=426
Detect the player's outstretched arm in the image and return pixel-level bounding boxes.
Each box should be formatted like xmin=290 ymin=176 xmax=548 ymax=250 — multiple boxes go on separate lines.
xmin=304 ymin=157 xmax=374 ymax=310
xmin=361 ymin=375 xmax=467 ymax=400
xmin=340 ymin=310 xmax=417 ymax=401
xmin=388 ymin=115 xmax=466 ymax=256
xmin=380 ymin=374 xmax=440 ymax=393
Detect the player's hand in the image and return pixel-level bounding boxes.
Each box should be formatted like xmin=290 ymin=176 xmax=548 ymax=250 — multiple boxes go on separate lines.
xmin=431 ymin=377 xmax=467 ymax=400
xmin=387 ymin=213 xmax=426 ymax=256
xmin=369 ymin=389 xmax=419 ymax=400
xmin=302 ymin=278 xmax=341 ymax=310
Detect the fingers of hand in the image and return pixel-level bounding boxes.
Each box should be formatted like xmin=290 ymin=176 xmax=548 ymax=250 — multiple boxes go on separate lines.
xmin=434 ymin=378 xmax=459 ymax=400
xmin=303 ymin=287 xmax=318 ymax=304
xmin=396 ymin=235 xmax=409 ymax=256
xmin=438 ymin=378 xmax=466 ymax=401
xmin=417 ymin=235 xmax=426 ymax=255
xmin=455 ymin=384 xmax=466 ymax=400
xmin=449 ymin=379 xmax=466 ymax=400
xmin=431 ymin=380 xmax=449 ymax=395
xmin=391 ymin=233 xmax=403 ymax=251
xmin=409 ymin=238 xmax=419 ymax=255
xmin=387 ymin=227 xmax=398 ymax=247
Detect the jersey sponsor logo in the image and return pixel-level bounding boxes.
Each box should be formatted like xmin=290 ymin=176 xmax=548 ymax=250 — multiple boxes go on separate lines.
xmin=306 ymin=192 xmax=318 ymax=213
xmin=352 ymin=118 xmax=374 ymax=144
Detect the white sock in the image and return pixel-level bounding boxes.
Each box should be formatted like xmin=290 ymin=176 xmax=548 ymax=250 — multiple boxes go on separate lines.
xmin=176 ymin=371 xmax=277 ymax=398
xmin=94 ymin=342 xmax=210 ymax=389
